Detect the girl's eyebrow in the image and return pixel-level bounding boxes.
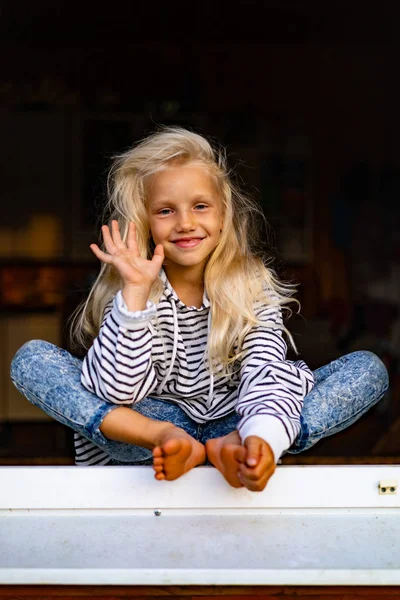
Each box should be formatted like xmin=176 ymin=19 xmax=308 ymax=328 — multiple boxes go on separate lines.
xmin=192 ymin=194 xmax=218 ymax=202
xmin=151 ymin=195 xmax=218 ymax=208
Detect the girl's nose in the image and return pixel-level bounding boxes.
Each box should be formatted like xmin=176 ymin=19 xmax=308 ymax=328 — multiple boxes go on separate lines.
xmin=176 ymin=210 xmax=195 ymax=231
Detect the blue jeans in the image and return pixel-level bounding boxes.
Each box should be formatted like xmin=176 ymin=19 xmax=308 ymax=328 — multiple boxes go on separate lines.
xmin=10 ymin=341 xmax=389 ymax=464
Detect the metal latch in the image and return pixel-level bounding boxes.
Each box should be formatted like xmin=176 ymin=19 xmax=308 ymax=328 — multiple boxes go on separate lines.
xmin=378 ymin=479 xmax=398 ymax=495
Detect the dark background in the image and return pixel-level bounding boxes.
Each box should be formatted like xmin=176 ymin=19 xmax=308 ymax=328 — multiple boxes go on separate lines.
xmin=1 ymin=1 xmax=399 ymax=463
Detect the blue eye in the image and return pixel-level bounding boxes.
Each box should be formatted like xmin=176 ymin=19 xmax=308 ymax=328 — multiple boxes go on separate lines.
xmin=195 ymin=204 xmax=207 ymax=210
xmin=158 ymin=208 xmax=172 ymax=216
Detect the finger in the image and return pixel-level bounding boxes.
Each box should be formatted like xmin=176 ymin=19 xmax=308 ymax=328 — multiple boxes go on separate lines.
xmin=152 ymin=243 xmax=165 ymax=264
xmin=238 ymin=453 xmax=276 ymax=489
xmin=239 ymin=458 xmax=275 ymax=482
xmin=239 ymin=467 xmax=274 ymax=492
xmin=243 ymin=436 xmax=262 ymax=467
xmin=126 ymin=222 xmax=139 ymax=254
xmin=101 ymin=225 xmax=118 ymax=255
xmin=110 ymin=220 xmax=126 ymax=249
xmin=153 ymin=243 xmax=164 ymax=256
xmin=239 ymin=441 xmax=275 ymax=480
xmin=90 ymin=244 xmax=113 ymax=264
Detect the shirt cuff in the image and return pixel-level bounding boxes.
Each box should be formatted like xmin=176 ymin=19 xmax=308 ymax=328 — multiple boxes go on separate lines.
xmin=112 ymin=290 xmax=156 ymax=329
xmin=238 ymin=415 xmax=291 ymax=463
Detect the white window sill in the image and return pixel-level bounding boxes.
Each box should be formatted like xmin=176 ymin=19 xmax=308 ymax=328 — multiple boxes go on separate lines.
xmin=0 ymin=465 xmax=399 ymax=585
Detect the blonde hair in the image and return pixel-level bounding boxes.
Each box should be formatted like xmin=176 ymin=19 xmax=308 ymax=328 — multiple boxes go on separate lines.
xmin=70 ymin=126 xmax=299 ymax=375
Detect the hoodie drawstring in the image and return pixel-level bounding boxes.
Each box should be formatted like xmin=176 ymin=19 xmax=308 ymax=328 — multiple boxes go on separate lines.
xmin=157 ymin=297 xmax=178 ymax=395
xmin=207 ymin=310 xmax=214 ymax=407
xmin=156 ymin=292 xmax=214 ymax=407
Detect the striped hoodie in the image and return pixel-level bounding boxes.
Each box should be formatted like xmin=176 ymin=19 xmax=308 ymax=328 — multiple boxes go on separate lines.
xmin=76 ymin=270 xmax=314 ymax=465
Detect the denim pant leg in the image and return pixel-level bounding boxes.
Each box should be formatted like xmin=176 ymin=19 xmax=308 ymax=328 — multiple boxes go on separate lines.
xmin=10 ymin=340 xmax=198 ymax=463
xmin=200 ymin=350 xmax=389 ymax=459
xmin=288 ymin=350 xmax=389 ymax=454
xmin=200 ymin=413 xmax=240 ymax=444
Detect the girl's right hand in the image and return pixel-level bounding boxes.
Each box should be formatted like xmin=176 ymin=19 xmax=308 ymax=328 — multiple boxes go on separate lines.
xmin=90 ymin=220 xmax=164 ymax=309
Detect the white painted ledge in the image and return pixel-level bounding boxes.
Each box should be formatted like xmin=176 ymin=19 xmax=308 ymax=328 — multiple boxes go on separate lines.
xmin=1 ymin=465 xmax=400 ymax=585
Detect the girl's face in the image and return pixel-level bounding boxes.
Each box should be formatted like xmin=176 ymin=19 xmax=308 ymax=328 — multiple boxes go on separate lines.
xmin=147 ymin=162 xmax=224 ymax=279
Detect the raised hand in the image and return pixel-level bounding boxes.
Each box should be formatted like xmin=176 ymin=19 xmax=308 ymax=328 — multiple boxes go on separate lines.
xmin=90 ymin=220 xmax=164 ymax=310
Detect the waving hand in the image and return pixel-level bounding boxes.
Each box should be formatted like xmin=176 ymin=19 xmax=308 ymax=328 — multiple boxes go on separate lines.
xmin=90 ymin=220 xmax=164 ymax=310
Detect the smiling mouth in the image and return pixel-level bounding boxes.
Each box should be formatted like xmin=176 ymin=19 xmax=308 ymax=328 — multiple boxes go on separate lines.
xmin=172 ymin=238 xmax=205 ymax=248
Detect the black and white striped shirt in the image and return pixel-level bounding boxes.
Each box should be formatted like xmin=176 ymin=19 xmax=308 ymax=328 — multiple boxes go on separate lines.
xmin=76 ymin=273 xmax=314 ymax=465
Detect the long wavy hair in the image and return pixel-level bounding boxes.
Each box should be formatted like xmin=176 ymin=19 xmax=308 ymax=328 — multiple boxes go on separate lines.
xmin=70 ymin=126 xmax=299 ymax=375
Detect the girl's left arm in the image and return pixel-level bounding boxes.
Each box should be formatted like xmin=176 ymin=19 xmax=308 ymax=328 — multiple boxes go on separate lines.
xmin=236 ymin=303 xmax=315 ymax=464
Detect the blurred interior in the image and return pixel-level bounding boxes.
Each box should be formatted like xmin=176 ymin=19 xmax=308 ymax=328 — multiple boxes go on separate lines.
xmin=1 ymin=2 xmax=399 ymax=464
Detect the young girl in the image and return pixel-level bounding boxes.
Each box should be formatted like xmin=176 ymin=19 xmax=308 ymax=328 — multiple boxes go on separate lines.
xmin=10 ymin=127 xmax=388 ymax=492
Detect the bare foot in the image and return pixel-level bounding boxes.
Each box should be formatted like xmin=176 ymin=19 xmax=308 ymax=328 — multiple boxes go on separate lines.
xmin=152 ymin=427 xmax=206 ymax=481
xmin=206 ymin=431 xmax=247 ymax=488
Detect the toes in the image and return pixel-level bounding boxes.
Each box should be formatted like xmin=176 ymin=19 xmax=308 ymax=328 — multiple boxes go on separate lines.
xmin=153 ymin=436 xmax=205 ymax=482
xmin=153 ymin=451 xmax=165 ymax=475
xmin=152 ymin=446 xmax=163 ymax=458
